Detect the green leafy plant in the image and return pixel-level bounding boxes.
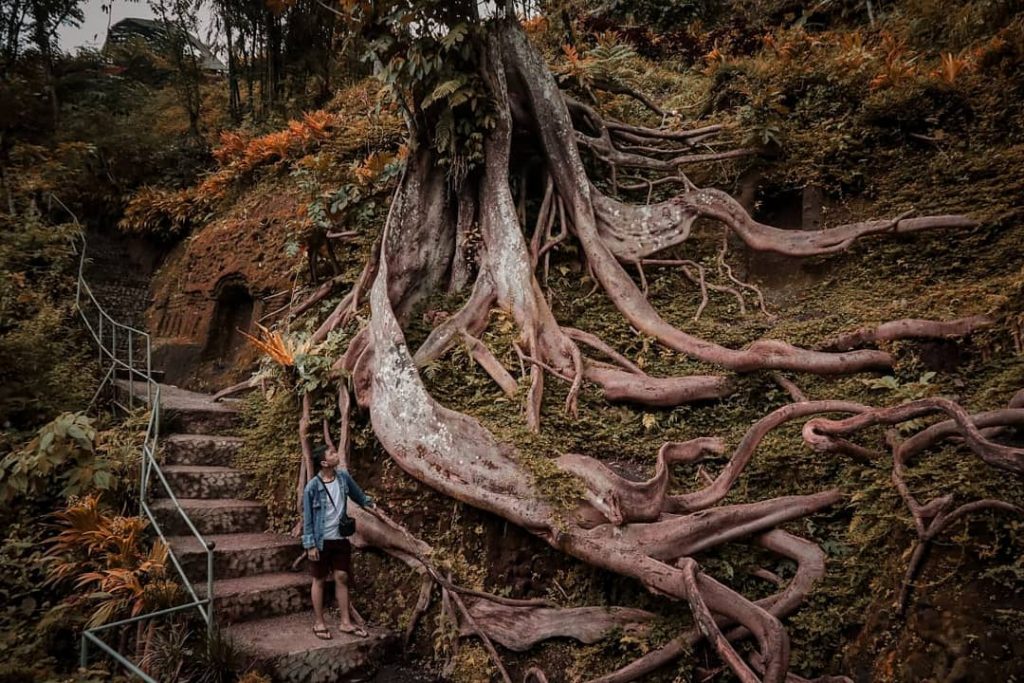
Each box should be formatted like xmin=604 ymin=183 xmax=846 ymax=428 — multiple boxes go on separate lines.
xmin=236 ymin=388 xmax=301 ymax=533
xmin=0 ymin=412 xmax=109 ymax=507
xmin=860 ymin=370 xmax=938 ymax=400
xmin=345 ymin=4 xmax=498 ymax=183
xmin=555 ymin=32 xmax=640 ymax=93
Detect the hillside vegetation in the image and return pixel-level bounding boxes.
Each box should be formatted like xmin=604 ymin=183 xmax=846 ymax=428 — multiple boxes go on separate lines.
xmin=1 ymin=1 xmax=1023 ymax=681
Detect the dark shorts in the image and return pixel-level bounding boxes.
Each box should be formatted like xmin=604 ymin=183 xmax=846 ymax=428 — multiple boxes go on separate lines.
xmin=308 ymin=538 xmax=352 ymax=580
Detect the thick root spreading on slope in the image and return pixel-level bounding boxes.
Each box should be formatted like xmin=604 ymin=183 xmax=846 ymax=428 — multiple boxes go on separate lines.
xmin=284 ymin=18 xmax=1021 ymax=683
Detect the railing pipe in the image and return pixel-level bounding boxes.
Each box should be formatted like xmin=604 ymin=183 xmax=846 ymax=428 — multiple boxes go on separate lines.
xmin=63 ymin=198 xmax=215 ymax=681
xmin=128 ymin=332 xmax=134 ymax=410
xmin=97 ymin=315 xmax=103 ymax=379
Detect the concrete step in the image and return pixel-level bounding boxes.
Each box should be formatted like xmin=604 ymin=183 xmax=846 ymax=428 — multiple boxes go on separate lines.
xmin=201 ymin=572 xmax=311 ymax=624
xmin=157 ymin=465 xmax=248 ymax=499
xmin=162 ymin=434 xmax=244 ymax=467
xmin=150 ymin=498 xmax=266 ymax=536
xmin=164 ymin=403 xmax=241 ymax=436
xmin=224 ymin=610 xmax=397 ymax=683
xmin=167 ymin=533 xmax=303 ymax=582
xmin=113 ymin=379 xmax=242 ymax=435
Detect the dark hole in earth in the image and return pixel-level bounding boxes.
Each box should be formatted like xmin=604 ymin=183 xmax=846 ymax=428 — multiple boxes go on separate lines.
xmin=203 ymin=278 xmax=254 ymax=365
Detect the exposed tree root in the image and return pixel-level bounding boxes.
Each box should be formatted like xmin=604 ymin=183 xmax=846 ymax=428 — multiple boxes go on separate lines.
xmin=805 ymin=397 xmax=1024 ymax=475
xmin=210 ymin=377 xmax=258 ymax=402
xmin=819 ymin=315 xmax=993 ymax=351
xmin=289 ymin=272 xmax=348 ymax=321
xmin=461 ymin=331 xmax=519 ymax=397
xmin=558 ymin=437 xmax=725 ymax=526
xmin=639 ymin=258 xmax=746 ymax=319
xmin=450 ymin=585 xmax=513 ymax=683
xmin=897 ymin=408 xmax=1024 ymax=463
xmin=268 ymin=17 xmax=1021 ymax=683
xmin=588 ymin=530 xmax=828 ymax=683
xmin=591 ymin=77 xmax=666 ymax=118
xmin=583 ymin=364 xmax=733 ymax=407
xmin=524 ymin=666 xmax=550 ymax=683
xmin=563 ymin=327 xmax=644 ymax=375
xmin=462 ymin=600 xmax=655 ymax=652
xmin=794 ymin=398 xmax=1024 ymax=612
xmin=667 ymin=402 xmax=869 ymax=514
xmin=717 ymin=231 xmax=772 ymax=318
xmin=679 ymin=556 xmax=773 ymax=683
xmin=403 ymin=572 xmax=434 ymax=648
xmin=770 ymin=372 xmax=807 ymax=402
xmin=310 ymin=236 xmax=382 ymax=344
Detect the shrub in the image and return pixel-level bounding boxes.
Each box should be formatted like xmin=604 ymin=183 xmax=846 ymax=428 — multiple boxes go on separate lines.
xmin=118 ymin=185 xmax=205 ymax=239
xmin=236 ymin=388 xmax=302 ymax=533
xmin=0 ymin=408 xmax=147 ymax=512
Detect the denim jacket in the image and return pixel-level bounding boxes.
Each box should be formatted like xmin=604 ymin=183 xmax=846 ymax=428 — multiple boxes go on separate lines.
xmin=301 ymin=469 xmax=373 ymax=550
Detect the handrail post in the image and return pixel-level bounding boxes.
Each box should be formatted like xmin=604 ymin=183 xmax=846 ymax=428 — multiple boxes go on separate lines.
xmin=207 ymin=540 xmax=217 ymax=635
xmin=75 ymin=233 xmax=85 ymax=308
xmin=111 ymin=325 xmax=117 ymax=392
xmin=128 ymin=332 xmax=134 ymax=410
xmin=146 ymin=338 xmax=152 ymax=406
xmin=98 ymin=316 xmax=103 ymax=383
xmin=139 ymin=443 xmax=147 ymax=518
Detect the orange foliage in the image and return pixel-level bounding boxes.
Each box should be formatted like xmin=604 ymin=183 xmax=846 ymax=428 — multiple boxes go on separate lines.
xmin=933 ymin=52 xmax=973 ymax=84
xmin=869 ymin=33 xmax=919 ymax=91
xmin=703 ymin=42 xmax=728 ymax=74
xmin=210 ymin=110 xmax=335 ymax=172
xmin=195 ymin=171 xmax=233 ymax=201
xmin=47 ymin=495 xmax=179 ymax=627
xmin=353 ymin=150 xmax=395 ymax=185
xmin=212 ymin=131 xmax=251 ymax=165
xmin=200 ymin=110 xmax=338 ymax=200
xmin=118 ymin=186 xmax=200 ymax=238
xmin=239 ymin=323 xmax=300 ymax=366
xmin=521 ymin=14 xmax=548 ymax=36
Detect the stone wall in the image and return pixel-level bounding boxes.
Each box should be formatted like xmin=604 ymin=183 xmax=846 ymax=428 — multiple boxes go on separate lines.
xmin=148 ymin=273 xmax=264 ymax=390
xmin=82 ymin=228 xmax=161 ymax=364
xmin=81 ymin=227 xmax=266 ymax=390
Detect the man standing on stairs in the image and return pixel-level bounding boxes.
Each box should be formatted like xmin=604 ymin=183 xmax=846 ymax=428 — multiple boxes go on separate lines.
xmin=302 ymin=443 xmax=375 ymax=640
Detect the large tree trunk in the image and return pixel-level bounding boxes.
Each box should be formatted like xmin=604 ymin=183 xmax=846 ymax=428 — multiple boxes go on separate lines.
xmin=294 ymin=16 xmax=1020 ymax=683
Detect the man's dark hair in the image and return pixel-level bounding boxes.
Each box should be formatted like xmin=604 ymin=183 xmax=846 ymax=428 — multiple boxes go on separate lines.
xmin=311 ymin=443 xmax=328 ymax=470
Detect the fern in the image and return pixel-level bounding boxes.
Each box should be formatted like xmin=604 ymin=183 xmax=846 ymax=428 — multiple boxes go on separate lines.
xmin=422 ymin=77 xmax=466 ymax=108
xmin=555 ymin=33 xmax=640 ymax=89
xmin=441 ymin=22 xmax=469 ymax=50
xmin=435 ymin=109 xmax=455 ymax=154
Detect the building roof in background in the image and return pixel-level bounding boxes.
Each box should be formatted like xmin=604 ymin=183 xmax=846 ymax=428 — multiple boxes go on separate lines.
xmin=104 ymin=17 xmax=227 ymax=73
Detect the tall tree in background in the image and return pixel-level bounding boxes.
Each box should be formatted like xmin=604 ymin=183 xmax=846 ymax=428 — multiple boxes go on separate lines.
xmin=1 ymin=0 xmax=30 ymax=70
xmin=150 ymin=0 xmax=204 ymax=142
xmin=215 ymin=0 xmax=242 ymax=121
xmin=211 ymin=0 xmax=361 ymax=121
xmin=25 ymin=0 xmax=83 ymax=123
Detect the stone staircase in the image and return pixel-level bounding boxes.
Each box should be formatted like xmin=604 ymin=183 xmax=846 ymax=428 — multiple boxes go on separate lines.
xmin=118 ymin=380 xmax=397 ymax=681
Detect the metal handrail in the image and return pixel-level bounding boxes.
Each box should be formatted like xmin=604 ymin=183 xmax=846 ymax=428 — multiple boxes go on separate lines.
xmin=57 ymin=195 xmax=216 ymax=680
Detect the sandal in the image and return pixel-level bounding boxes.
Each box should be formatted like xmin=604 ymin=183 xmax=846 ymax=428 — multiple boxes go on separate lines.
xmin=338 ymin=624 xmax=368 ymax=637
xmin=312 ymin=625 xmax=333 ymax=640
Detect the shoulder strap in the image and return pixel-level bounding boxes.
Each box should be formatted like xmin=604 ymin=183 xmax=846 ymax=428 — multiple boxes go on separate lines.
xmin=316 ymin=475 xmax=337 ymax=509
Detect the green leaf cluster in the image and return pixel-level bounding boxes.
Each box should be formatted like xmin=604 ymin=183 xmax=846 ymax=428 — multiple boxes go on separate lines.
xmin=0 ymin=412 xmax=111 ymax=508
xmin=340 ymin=2 xmax=497 ymax=183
